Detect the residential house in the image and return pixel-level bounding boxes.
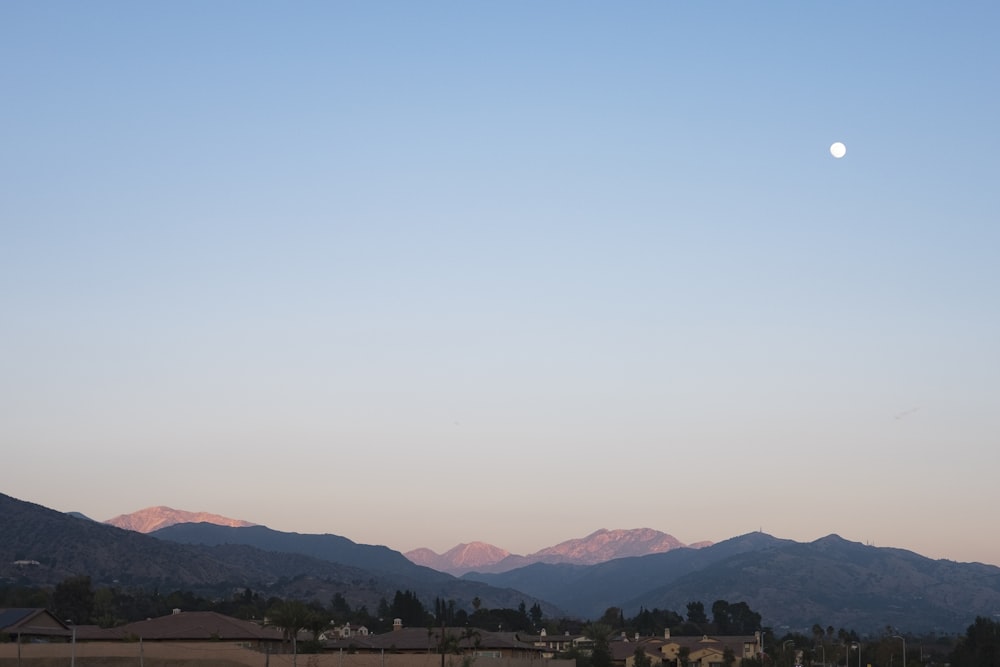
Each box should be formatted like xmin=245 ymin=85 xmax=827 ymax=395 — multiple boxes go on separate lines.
xmin=114 ymin=610 xmax=284 ymax=650
xmin=325 ymin=624 xmax=547 ymax=659
xmin=627 ymin=631 xmax=761 ymax=667
xmin=520 ymin=628 xmax=588 ymax=658
xmin=320 ymin=622 xmax=371 ymax=641
xmin=0 ymin=608 xmax=71 ymax=642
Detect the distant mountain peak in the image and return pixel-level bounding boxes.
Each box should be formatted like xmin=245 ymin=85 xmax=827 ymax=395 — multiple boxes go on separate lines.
xmin=105 ymin=506 xmax=255 ymax=533
xmin=406 ymin=528 xmax=702 ymax=575
xmin=405 ymin=541 xmax=510 ymax=574
xmin=529 ymin=527 xmax=688 ymax=564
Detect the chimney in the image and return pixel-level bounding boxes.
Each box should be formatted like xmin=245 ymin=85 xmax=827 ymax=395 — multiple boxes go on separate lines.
xmin=664 ymin=628 xmax=670 ymax=639
xmin=393 ymin=618 xmax=402 ymax=631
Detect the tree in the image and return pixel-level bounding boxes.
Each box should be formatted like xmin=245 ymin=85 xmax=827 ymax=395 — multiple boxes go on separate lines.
xmin=331 ymin=593 xmax=352 ymax=618
xmin=599 ymin=607 xmax=624 ymax=629
xmin=585 ymin=623 xmax=613 ymax=667
xmin=529 ymin=602 xmax=543 ymax=628
xmin=391 ymin=590 xmax=428 ymax=627
xmin=686 ymin=602 xmax=708 ymax=626
xmin=634 ymin=647 xmax=653 ymax=667
xmin=52 ymin=576 xmax=95 ymax=625
xmin=711 ymin=600 xmax=761 ymax=635
xmin=949 ymin=616 xmax=1000 ymax=667
xmin=268 ymin=599 xmax=313 ymax=662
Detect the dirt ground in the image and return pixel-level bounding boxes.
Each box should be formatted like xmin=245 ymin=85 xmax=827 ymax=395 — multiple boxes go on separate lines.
xmin=0 ymin=642 xmax=572 ymax=667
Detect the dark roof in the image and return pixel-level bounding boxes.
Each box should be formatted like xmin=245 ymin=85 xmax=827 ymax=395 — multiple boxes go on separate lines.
xmin=358 ymin=627 xmax=544 ymax=652
xmin=0 ymin=608 xmax=70 ymax=636
xmin=118 ymin=611 xmax=283 ymax=641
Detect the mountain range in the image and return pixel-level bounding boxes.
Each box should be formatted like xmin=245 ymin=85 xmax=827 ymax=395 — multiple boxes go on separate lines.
xmin=106 ymin=507 xmax=707 ymax=575
xmin=406 ymin=528 xmax=711 ymax=575
xmin=0 ymin=493 xmax=556 ymax=616
xmin=4 ymin=493 xmax=1000 ymax=635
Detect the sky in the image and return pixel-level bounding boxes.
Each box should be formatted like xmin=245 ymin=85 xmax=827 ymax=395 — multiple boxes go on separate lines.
xmin=2 ymin=2 xmax=999 ymax=567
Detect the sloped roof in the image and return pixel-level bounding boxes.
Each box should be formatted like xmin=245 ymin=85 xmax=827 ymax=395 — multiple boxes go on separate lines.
xmin=359 ymin=627 xmax=543 ymax=652
xmin=119 ymin=611 xmax=283 ymax=641
xmin=0 ymin=608 xmax=70 ymax=636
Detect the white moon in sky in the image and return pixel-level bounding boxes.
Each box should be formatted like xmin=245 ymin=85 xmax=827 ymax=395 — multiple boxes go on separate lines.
xmin=830 ymin=142 xmax=847 ymax=158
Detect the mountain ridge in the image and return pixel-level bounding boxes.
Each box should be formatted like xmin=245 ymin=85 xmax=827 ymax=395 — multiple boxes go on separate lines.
xmin=407 ymin=527 xmax=703 ymax=575
xmin=8 ymin=493 xmax=998 ymax=633
xmin=0 ymin=493 xmax=559 ymax=617
xmin=105 ymin=506 xmax=256 ymax=533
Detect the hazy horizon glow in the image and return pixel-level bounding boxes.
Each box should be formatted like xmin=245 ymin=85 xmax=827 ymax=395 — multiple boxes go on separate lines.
xmin=3 ymin=3 xmax=998 ymax=568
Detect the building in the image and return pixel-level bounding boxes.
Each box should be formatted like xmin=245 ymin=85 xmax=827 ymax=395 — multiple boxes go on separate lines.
xmin=612 ymin=631 xmax=763 ymax=667
xmin=325 ymin=623 xmax=548 ymax=659
xmin=114 ymin=610 xmax=284 ymax=650
xmin=0 ymin=608 xmax=71 ymax=642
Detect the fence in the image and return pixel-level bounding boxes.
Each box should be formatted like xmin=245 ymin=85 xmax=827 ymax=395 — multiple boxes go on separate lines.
xmin=0 ymin=642 xmax=576 ymax=667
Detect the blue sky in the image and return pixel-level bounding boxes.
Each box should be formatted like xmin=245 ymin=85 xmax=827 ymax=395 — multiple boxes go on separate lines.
xmin=3 ymin=2 xmax=999 ymax=566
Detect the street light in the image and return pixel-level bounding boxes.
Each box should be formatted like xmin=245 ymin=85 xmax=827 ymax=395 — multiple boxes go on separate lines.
xmin=892 ymin=635 xmax=906 ymax=667
xmin=850 ymin=643 xmax=860 ymax=667
xmin=66 ymin=620 xmax=76 ymax=667
xmin=783 ymin=640 xmax=795 ymax=667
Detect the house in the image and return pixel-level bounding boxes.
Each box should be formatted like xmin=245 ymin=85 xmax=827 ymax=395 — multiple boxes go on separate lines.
xmin=0 ymin=608 xmax=71 ymax=642
xmin=321 ymin=622 xmax=371 ymax=641
xmin=619 ymin=632 xmax=761 ymax=667
xmin=520 ymin=628 xmax=588 ymax=658
xmin=325 ymin=624 xmax=548 ymax=659
xmin=115 ymin=610 xmax=284 ymax=650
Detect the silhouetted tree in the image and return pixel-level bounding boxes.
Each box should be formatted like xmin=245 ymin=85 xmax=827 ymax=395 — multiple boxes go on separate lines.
xmin=950 ymin=617 xmax=1000 ymax=667
xmin=52 ymin=576 xmax=94 ymax=625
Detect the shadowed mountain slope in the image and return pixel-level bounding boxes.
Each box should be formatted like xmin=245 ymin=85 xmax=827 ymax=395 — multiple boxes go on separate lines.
xmin=466 ymin=532 xmax=1000 ymax=633
xmin=0 ymin=493 xmax=558 ymax=616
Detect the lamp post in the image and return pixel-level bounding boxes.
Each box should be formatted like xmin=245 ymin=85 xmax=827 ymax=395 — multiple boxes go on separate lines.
xmin=66 ymin=620 xmax=76 ymax=667
xmin=892 ymin=636 xmax=906 ymax=667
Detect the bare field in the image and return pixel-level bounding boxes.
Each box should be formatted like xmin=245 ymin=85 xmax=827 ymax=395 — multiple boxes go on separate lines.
xmin=0 ymin=643 xmax=571 ymax=667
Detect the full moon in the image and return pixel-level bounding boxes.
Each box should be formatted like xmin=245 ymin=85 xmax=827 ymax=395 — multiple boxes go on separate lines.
xmin=830 ymin=141 xmax=847 ymax=158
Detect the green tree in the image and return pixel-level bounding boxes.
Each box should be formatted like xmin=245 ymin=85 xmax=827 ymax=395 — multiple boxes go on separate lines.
xmin=268 ymin=599 xmax=313 ymax=663
xmin=585 ymin=622 xmax=614 ymax=667
xmin=391 ymin=590 xmax=428 ymax=627
xmin=529 ymin=603 xmax=543 ymax=628
xmin=686 ymin=602 xmax=708 ymax=626
xmin=634 ymin=647 xmax=653 ymax=667
xmin=599 ymin=607 xmax=624 ymax=628
xmin=331 ymin=593 xmax=352 ymax=618
xmin=949 ymin=616 xmax=1000 ymax=667
xmin=52 ymin=575 xmax=95 ymax=625
xmin=92 ymin=587 xmax=124 ymax=628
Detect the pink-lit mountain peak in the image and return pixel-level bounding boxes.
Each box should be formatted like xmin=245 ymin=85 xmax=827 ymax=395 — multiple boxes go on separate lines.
xmin=406 ymin=528 xmax=703 ymax=575
xmin=531 ymin=527 xmax=686 ymax=563
xmin=105 ymin=506 xmax=255 ymax=534
xmin=405 ymin=542 xmax=511 ymax=573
